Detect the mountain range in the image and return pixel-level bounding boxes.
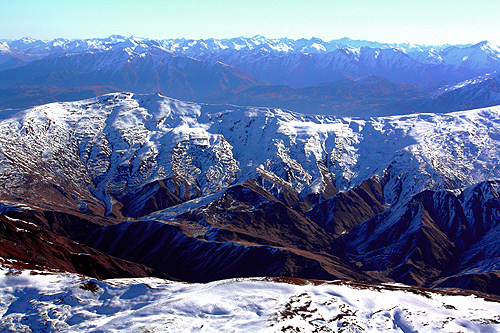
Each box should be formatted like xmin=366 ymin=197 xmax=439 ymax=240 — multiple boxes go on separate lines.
xmin=1 ymin=36 xmax=500 ymax=116
xmin=1 ymin=92 xmax=500 ymax=295
xmin=2 ymin=35 xmax=500 ymax=330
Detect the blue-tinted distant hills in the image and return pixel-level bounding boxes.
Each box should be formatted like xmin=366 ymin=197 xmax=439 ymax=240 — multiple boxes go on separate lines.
xmin=1 ymin=36 xmax=500 ymax=115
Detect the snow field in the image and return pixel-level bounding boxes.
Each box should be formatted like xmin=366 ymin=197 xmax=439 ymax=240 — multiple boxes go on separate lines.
xmin=0 ymin=269 xmax=499 ymax=332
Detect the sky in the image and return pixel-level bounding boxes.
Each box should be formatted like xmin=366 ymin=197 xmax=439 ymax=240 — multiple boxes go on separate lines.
xmin=1 ymin=0 xmax=499 ymax=45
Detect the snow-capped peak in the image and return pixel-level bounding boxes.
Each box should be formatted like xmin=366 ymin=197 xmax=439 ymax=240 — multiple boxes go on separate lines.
xmin=3 ymin=35 xmax=496 ymax=58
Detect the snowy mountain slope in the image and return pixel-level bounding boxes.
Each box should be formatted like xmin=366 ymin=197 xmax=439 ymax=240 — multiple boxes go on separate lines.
xmin=2 ymin=35 xmax=500 ymax=112
xmin=4 ymin=93 xmax=500 ymax=294
xmin=340 ymin=179 xmax=500 ymax=288
xmin=2 ymin=92 xmax=500 ymax=216
xmin=438 ymin=41 xmax=500 ymax=73
xmin=0 ymin=268 xmax=499 ymax=332
xmin=0 ymin=35 xmax=474 ymax=60
xmin=192 ymin=46 xmax=476 ymax=87
xmin=0 ymin=35 xmax=447 ymax=59
xmin=424 ymin=72 xmax=500 ymax=111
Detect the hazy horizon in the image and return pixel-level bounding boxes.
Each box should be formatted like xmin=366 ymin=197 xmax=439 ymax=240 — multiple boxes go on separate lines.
xmin=0 ymin=34 xmax=481 ymax=48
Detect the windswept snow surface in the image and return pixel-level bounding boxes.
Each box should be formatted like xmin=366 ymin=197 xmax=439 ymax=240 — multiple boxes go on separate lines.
xmin=0 ymin=269 xmax=499 ymax=332
xmin=2 ymin=92 xmax=500 ymax=214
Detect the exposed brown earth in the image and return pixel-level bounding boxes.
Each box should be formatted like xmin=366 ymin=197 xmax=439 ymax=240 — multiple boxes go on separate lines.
xmin=0 ymin=214 xmax=168 ymax=280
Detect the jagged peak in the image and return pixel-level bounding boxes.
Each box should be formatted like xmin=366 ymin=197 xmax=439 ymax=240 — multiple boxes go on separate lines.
xmin=0 ymin=35 xmax=478 ymax=56
xmin=470 ymin=40 xmax=500 ymax=52
xmin=474 ymin=40 xmax=493 ymax=47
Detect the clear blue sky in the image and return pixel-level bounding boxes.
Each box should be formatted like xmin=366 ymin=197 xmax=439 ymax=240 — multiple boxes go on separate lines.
xmin=1 ymin=0 xmax=499 ymax=45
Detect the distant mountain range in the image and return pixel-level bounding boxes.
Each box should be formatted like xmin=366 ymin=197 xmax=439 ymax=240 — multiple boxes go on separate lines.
xmin=1 ymin=36 xmax=500 ymax=115
xmin=205 ymin=72 xmax=500 ymax=116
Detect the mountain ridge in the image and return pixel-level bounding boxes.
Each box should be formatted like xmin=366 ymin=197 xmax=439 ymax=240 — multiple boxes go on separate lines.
xmin=2 ymin=93 xmax=500 ymax=295
xmin=1 ymin=35 xmax=500 ymax=116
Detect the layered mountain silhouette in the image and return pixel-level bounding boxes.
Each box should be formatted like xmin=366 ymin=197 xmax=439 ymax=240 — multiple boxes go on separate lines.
xmin=1 ymin=36 xmax=500 ymax=116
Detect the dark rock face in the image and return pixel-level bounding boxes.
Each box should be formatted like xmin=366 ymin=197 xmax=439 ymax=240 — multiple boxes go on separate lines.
xmin=5 ymin=164 xmax=500 ymax=296
xmin=78 ymin=177 xmax=500 ymax=295
xmin=82 ymin=179 xmax=373 ymax=283
xmin=119 ymin=179 xmax=184 ymax=218
xmin=0 ymin=218 xmax=6 ymax=239
xmin=436 ymin=272 xmax=500 ymax=296
xmin=83 ymin=220 xmax=338 ymax=283
xmin=307 ymin=178 xmax=386 ymax=235
xmin=342 ymin=180 xmax=500 ymax=289
xmin=5 ymin=208 xmax=111 ymax=239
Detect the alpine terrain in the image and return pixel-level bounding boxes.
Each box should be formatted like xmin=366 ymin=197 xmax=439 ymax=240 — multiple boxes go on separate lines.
xmin=1 ymin=35 xmax=500 ymax=332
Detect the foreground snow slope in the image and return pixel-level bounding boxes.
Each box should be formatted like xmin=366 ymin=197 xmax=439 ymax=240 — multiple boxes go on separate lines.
xmin=0 ymin=268 xmax=499 ymax=332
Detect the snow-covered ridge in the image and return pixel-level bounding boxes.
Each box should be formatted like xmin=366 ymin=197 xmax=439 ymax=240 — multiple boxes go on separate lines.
xmin=437 ymin=71 xmax=500 ymax=93
xmin=2 ymin=36 xmax=499 ymax=92
xmin=0 ymin=35 xmax=493 ymax=67
xmin=0 ymin=35 xmax=452 ymax=55
xmin=0 ymin=268 xmax=499 ymax=332
xmin=1 ymin=92 xmax=500 ymax=214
